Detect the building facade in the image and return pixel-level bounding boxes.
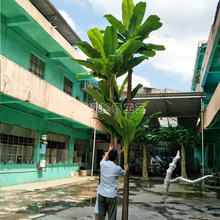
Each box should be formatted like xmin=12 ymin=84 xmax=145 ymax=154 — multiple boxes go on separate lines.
xmin=192 ymin=2 xmax=220 ymax=173
xmin=0 ymin=0 xmax=105 ymax=186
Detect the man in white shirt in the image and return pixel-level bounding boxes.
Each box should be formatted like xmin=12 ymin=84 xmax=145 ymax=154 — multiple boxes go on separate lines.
xmin=98 ymin=147 xmax=129 ymax=220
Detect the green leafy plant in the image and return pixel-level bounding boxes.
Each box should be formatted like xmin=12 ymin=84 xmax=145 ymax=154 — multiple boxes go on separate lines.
xmin=159 ymin=125 xmax=200 ymax=179
xmin=96 ymin=101 xmax=150 ymax=164
xmin=134 ymin=124 xmax=160 ymax=180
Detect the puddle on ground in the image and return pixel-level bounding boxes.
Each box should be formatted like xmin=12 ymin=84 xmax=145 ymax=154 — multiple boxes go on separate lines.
xmin=0 ymin=177 xmax=219 ymax=220
xmin=0 ymin=178 xmax=99 ymax=219
xmin=128 ymin=178 xmax=220 ymax=200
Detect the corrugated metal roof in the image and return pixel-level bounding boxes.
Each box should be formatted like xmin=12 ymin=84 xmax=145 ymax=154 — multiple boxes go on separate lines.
xmin=30 ymin=0 xmax=81 ymax=45
xmin=132 ymin=92 xmax=206 ymax=129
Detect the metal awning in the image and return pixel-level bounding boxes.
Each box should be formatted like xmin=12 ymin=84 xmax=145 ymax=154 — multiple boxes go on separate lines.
xmin=132 ymin=92 xmax=206 ymax=129
xmin=30 ymin=0 xmax=81 ymax=45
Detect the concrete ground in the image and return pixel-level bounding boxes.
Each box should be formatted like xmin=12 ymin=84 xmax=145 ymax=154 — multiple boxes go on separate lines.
xmin=0 ymin=176 xmax=220 ymax=220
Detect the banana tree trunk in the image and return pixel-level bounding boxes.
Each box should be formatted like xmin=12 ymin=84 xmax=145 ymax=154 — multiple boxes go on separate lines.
xmin=142 ymin=144 xmax=149 ymax=180
xmin=122 ymin=69 xmax=132 ymax=220
xmin=114 ymin=137 xmax=119 ymax=165
xmin=180 ymin=142 xmax=187 ymax=179
xmin=109 ymin=76 xmax=115 ymax=147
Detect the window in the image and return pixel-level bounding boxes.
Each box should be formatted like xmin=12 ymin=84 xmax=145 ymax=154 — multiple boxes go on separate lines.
xmin=83 ymin=91 xmax=87 ymax=103
xmin=64 ymin=77 xmax=73 ymax=96
xmin=46 ymin=141 xmax=68 ymax=164
xmin=29 ymin=53 xmax=44 ymax=79
xmin=74 ymin=139 xmax=90 ymax=163
xmin=0 ymin=134 xmax=35 ymax=164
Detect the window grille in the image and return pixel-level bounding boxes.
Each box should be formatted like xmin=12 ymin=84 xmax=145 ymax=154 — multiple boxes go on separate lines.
xmin=0 ymin=134 xmax=35 ymax=164
xmin=46 ymin=141 xmax=68 ymax=164
xmin=47 ymin=141 xmax=65 ymax=149
xmin=64 ymin=77 xmax=73 ymax=96
xmin=29 ymin=53 xmax=44 ymax=79
xmin=74 ymin=139 xmax=89 ymax=163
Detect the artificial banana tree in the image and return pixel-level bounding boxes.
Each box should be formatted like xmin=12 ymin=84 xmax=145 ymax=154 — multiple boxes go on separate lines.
xmin=104 ymin=1 xmax=165 ymax=218
xmin=71 ymin=1 xmax=165 ymax=219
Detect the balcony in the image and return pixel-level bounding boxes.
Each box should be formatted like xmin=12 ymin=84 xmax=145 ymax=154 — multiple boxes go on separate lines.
xmin=204 ymin=82 xmax=220 ymax=129
xmin=0 ymin=55 xmax=105 ymax=133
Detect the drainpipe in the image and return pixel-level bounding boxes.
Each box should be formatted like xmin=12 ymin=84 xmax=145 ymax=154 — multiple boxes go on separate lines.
xmin=201 ymin=98 xmax=205 ymax=185
xmin=91 ymin=102 xmax=97 ymax=177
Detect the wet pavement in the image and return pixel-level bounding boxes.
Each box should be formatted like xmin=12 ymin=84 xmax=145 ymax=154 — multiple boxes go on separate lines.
xmin=0 ymin=176 xmax=220 ymax=220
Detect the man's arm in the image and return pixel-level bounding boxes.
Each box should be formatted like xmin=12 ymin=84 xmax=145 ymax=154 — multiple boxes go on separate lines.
xmin=103 ymin=145 xmax=114 ymax=159
xmin=118 ymin=147 xmax=124 ymax=156
xmin=117 ymin=164 xmax=129 ymax=177
xmin=124 ymin=164 xmax=129 ymax=173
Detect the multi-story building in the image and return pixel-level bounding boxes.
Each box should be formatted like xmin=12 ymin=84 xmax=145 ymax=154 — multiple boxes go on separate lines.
xmin=192 ymin=2 xmax=220 ymax=173
xmin=0 ymin=0 xmax=105 ymax=186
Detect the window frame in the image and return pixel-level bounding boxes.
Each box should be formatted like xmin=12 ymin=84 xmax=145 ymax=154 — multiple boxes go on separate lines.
xmin=63 ymin=76 xmax=73 ymax=96
xmin=29 ymin=53 xmax=44 ymax=79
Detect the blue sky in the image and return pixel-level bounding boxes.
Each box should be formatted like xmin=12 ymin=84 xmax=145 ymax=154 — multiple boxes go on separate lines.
xmin=50 ymin=0 xmax=219 ymax=92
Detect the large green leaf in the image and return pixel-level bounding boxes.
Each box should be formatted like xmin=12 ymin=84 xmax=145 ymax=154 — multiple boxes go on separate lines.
xmin=98 ymin=80 xmax=110 ymax=101
xmin=104 ymin=14 xmax=129 ymax=39
xmin=86 ymin=88 xmax=108 ymax=110
xmin=71 ymin=58 xmax=97 ymax=71
xmin=128 ymin=2 xmax=146 ymax=37
xmin=131 ymin=83 xmax=142 ymax=99
xmin=87 ymin=28 xmax=105 ymax=57
xmin=104 ymin=26 xmax=118 ymax=57
xmin=138 ymin=49 xmax=156 ymax=57
xmin=75 ymin=41 xmax=101 ymax=58
xmin=134 ymin=15 xmax=162 ymax=41
xmin=121 ymin=118 xmax=136 ymax=146
xmin=128 ymin=101 xmax=149 ymax=125
xmin=89 ymin=58 xmax=107 ymax=74
xmin=109 ymin=54 xmax=123 ymax=73
xmin=122 ymin=40 xmax=143 ymax=61
xmin=134 ymin=111 xmax=161 ymax=140
xmin=116 ymin=37 xmax=139 ymax=54
xmin=112 ymin=101 xmax=124 ymax=128
xmin=142 ymin=43 xmax=165 ymax=51
xmin=112 ymin=76 xmax=120 ymax=101
xmin=117 ymin=56 xmax=147 ymax=77
xmin=75 ymin=71 xmax=95 ymax=79
xmin=95 ymin=117 xmax=122 ymax=141
xmin=92 ymin=71 xmax=107 ymax=79
xmin=74 ymin=70 xmax=106 ymax=80
xmin=137 ymin=111 xmax=161 ymax=128
xmin=118 ymin=75 xmax=128 ymax=98
xmin=122 ymin=0 xmax=134 ymax=29
xmin=112 ymin=100 xmax=136 ymax=145
xmin=99 ymin=113 xmax=122 ymax=136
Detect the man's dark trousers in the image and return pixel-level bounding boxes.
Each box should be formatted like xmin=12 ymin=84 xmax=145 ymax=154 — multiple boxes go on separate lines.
xmin=98 ymin=194 xmax=117 ymax=220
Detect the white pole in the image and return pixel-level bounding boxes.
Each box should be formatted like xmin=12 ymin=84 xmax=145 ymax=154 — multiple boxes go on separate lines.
xmin=201 ymin=98 xmax=205 ymax=184
xmin=91 ymin=102 xmax=97 ymax=177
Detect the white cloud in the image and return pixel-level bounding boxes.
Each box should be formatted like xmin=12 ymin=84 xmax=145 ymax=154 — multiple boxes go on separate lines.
xmin=144 ymin=35 xmax=196 ymax=80
xmin=61 ymin=0 xmax=88 ymax=8
xmin=58 ymin=9 xmax=77 ymax=30
xmin=87 ymin=0 xmax=121 ymax=19
xmin=117 ymin=74 xmax=151 ymax=88
xmin=58 ymin=9 xmax=85 ymax=38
